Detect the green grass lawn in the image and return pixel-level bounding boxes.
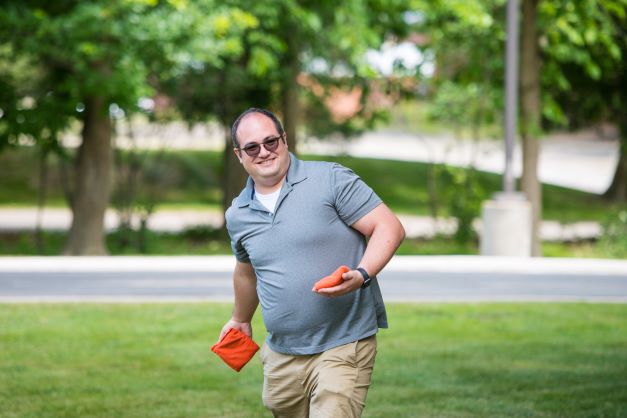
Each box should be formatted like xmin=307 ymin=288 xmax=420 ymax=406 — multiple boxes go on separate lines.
xmin=1 ymin=303 xmax=626 ymax=418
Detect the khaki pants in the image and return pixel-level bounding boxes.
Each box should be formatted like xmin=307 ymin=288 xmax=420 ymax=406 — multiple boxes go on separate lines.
xmin=260 ymin=335 xmax=377 ymax=418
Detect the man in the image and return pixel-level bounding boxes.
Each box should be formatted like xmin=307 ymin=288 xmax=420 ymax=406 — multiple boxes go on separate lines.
xmin=219 ymin=108 xmax=405 ymax=418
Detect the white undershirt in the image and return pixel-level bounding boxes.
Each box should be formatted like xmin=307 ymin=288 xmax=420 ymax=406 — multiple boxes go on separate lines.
xmin=255 ymin=187 xmax=281 ymax=213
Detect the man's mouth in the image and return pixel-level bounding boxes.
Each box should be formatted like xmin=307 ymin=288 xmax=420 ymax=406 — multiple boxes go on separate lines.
xmin=257 ymin=158 xmax=275 ymax=166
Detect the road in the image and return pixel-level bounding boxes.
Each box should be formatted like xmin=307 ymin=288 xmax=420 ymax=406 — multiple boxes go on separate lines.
xmin=1 ymin=256 xmax=626 ymax=303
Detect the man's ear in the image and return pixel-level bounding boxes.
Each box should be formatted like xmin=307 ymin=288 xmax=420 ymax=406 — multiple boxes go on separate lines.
xmin=233 ymin=148 xmax=243 ymax=164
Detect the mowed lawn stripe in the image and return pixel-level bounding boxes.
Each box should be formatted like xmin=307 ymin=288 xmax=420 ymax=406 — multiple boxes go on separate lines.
xmin=1 ymin=303 xmax=626 ymax=418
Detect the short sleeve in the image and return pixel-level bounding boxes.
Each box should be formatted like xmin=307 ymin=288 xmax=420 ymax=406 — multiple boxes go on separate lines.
xmin=230 ymin=237 xmax=250 ymax=263
xmin=331 ymin=163 xmax=382 ymax=226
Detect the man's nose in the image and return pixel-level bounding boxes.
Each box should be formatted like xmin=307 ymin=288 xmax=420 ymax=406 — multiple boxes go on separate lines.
xmin=257 ymin=143 xmax=271 ymax=157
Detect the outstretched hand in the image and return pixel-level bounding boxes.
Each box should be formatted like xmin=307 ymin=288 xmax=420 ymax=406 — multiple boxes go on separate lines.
xmin=313 ymin=269 xmax=364 ymax=297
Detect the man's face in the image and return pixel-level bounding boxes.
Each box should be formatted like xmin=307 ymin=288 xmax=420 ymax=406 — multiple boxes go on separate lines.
xmin=234 ymin=113 xmax=290 ymax=190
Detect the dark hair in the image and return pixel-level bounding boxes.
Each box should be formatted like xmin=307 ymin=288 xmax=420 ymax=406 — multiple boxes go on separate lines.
xmin=231 ymin=108 xmax=284 ymax=148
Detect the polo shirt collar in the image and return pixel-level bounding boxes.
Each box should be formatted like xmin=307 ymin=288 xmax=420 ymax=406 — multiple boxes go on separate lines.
xmin=235 ymin=152 xmax=307 ymax=208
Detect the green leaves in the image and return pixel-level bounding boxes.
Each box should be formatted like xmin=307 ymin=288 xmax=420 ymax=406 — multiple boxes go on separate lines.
xmin=414 ymin=0 xmax=626 ymax=135
xmin=0 ymin=0 xmax=262 ymax=147
xmin=542 ymin=0 xmax=625 ymax=80
xmin=540 ymin=0 xmax=627 ymax=130
xmin=413 ymin=0 xmax=505 ymax=138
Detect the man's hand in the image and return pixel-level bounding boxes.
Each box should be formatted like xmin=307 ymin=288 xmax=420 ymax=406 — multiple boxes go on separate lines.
xmin=218 ymin=318 xmax=253 ymax=342
xmin=313 ymin=269 xmax=364 ymax=297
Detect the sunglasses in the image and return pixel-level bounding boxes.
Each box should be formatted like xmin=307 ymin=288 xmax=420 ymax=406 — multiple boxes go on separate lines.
xmin=237 ymin=135 xmax=283 ymax=157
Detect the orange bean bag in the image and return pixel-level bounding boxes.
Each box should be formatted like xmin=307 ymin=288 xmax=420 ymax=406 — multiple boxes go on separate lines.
xmin=211 ymin=328 xmax=260 ymax=372
xmin=313 ymin=265 xmax=351 ymax=291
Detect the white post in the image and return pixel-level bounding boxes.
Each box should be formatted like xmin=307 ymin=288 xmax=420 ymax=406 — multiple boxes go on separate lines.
xmin=479 ymin=0 xmax=532 ymax=257
xmin=480 ymin=192 xmax=532 ymax=256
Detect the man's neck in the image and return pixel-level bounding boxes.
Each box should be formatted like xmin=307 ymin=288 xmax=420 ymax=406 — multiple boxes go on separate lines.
xmin=254 ymin=177 xmax=285 ymax=195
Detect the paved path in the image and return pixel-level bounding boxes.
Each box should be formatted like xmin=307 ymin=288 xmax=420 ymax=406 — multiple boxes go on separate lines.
xmin=1 ymin=256 xmax=626 ymax=303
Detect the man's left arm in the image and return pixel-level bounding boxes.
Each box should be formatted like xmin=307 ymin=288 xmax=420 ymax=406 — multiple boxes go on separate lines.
xmin=315 ymin=203 xmax=405 ymax=297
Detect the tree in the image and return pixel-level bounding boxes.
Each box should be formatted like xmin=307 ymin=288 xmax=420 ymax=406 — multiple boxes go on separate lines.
xmin=603 ymin=74 xmax=627 ymax=202
xmin=165 ymin=0 xmax=414 ymax=216
xmin=538 ymin=0 xmax=627 ymax=202
xmin=414 ymin=0 xmax=626 ymax=254
xmin=0 ymin=0 xmax=249 ymax=254
xmin=158 ymin=5 xmax=276 ymax=214
xmin=0 ymin=42 xmax=70 ymax=253
xmin=520 ymin=0 xmax=543 ymax=256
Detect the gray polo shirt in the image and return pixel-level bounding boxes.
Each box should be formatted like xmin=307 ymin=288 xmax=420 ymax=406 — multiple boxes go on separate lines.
xmin=225 ymin=153 xmax=388 ymax=355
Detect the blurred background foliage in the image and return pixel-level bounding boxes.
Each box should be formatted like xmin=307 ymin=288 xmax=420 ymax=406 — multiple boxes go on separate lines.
xmin=0 ymin=0 xmax=625 ymax=256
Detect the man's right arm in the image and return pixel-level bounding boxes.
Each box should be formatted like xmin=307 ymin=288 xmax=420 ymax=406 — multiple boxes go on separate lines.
xmin=218 ymin=260 xmax=259 ymax=340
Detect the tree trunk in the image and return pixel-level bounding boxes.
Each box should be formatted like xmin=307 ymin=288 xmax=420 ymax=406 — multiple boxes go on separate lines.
xmin=63 ymin=95 xmax=112 ymax=255
xmin=222 ymin=131 xmax=248 ymax=222
xmin=520 ymin=0 xmax=542 ymax=257
xmin=426 ymin=164 xmax=439 ymax=220
xmin=35 ymin=149 xmax=49 ymax=254
xmin=603 ymin=116 xmax=627 ymax=202
xmin=282 ymin=37 xmax=299 ymax=154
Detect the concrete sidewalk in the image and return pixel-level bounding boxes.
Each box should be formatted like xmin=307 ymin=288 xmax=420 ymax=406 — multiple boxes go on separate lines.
xmin=0 ymin=207 xmax=602 ymax=241
xmin=2 ymin=255 xmax=625 ymax=275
